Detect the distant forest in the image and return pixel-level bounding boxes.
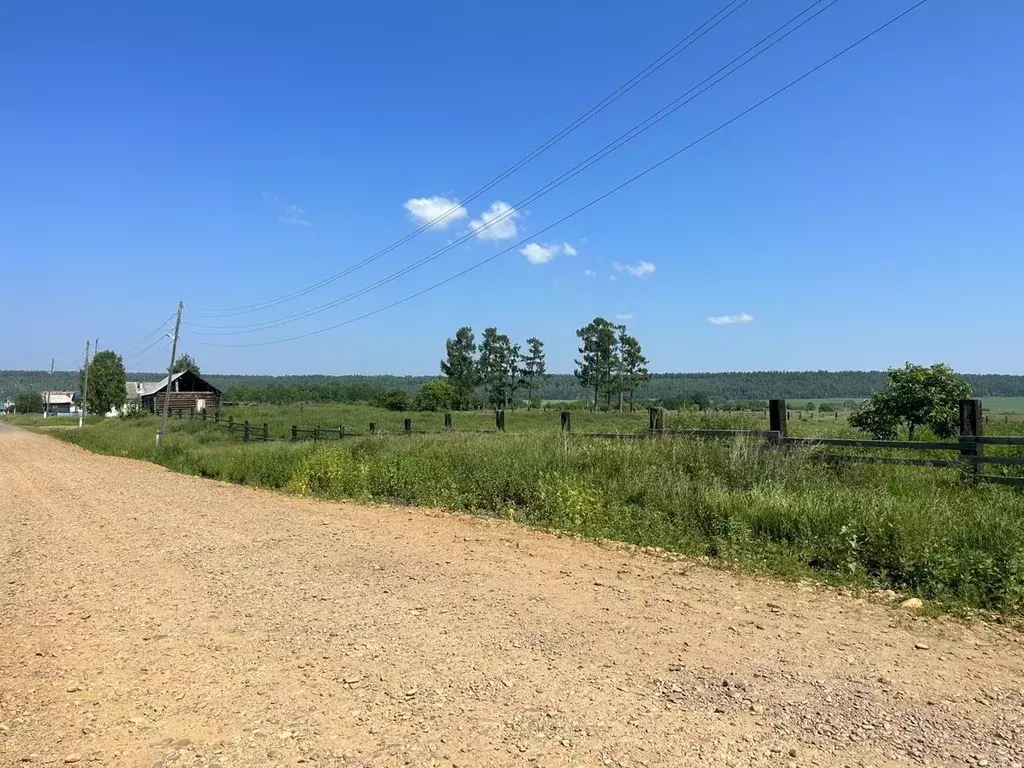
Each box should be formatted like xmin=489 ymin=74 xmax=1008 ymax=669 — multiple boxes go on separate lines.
xmin=4 ymin=369 xmax=1024 ymax=404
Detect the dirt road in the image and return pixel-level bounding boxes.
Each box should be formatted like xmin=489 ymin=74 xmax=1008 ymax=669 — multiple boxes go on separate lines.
xmin=1 ymin=429 xmax=1022 ymax=768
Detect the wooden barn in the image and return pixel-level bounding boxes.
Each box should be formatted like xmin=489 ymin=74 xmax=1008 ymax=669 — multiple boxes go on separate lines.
xmin=139 ymin=370 xmax=221 ymax=414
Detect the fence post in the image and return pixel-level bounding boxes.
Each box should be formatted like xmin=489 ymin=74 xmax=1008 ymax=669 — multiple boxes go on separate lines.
xmin=314 ymin=425 xmax=320 ymax=442
xmin=370 ymin=422 xmax=376 ymax=434
xmin=496 ymin=409 xmax=505 ymax=432
xmin=243 ymin=420 xmax=250 ymax=443
xmin=647 ymin=407 xmax=664 ymax=433
xmin=291 ymin=425 xmax=297 ymax=442
xmin=444 ymin=413 xmax=452 ymax=430
xmin=202 ymin=410 xmax=207 ymax=422
xmin=263 ymin=423 xmax=268 ymax=441
xmin=340 ymin=426 xmax=346 ymax=438
xmin=404 ymin=418 xmax=412 ymax=435
xmin=959 ymin=399 xmax=984 ymax=482
xmin=189 ymin=407 xmax=194 ymax=420
xmin=560 ymin=411 xmax=571 ymax=433
xmin=768 ymin=399 xmax=787 ymax=443
xmin=228 ymin=415 xmax=234 ymax=429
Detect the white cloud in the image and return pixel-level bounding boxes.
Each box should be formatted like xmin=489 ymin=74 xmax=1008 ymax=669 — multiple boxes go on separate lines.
xmin=279 ymin=203 xmax=311 ymax=227
xmin=403 ymin=195 xmax=468 ymax=230
xmin=266 ymin=192 xmax=310 ymax=226
xmin=608 ymin=274 xmax=617 ymax=282
xmin=616 ymin=313 xmax=633 ymax=321
xmin=708 ymin=313 xmax=755 ymax=326
xmin=469 ymin=201 xmax=520 ymax=240
xmin=613 ymin=260 xmax=656 ymax=278
xmin=583 ymin=269 xmax=595 ymax=278
xmin=519 ymin=241 xmax=579 ymax=265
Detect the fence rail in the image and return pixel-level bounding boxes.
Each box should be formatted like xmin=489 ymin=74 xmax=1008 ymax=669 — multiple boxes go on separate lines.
xmin=175 ymin=399 xmax=1022 ymax=491
xmin=173 ymin=408 xmax=269 ymax=442
xmin=578 ymin=400 xmax=1024 ymax=491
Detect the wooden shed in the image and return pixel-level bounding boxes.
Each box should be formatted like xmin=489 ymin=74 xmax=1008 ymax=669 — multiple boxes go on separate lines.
xmin=140 ymin=370 xmax=221 ymax=414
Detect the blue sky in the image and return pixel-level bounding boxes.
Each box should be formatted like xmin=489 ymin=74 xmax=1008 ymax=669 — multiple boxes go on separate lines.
xmin=2 ymin=0 xmax=1021 ymax=375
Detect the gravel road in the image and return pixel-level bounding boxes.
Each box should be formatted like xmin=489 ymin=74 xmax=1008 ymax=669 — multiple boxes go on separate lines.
xmin=1 ymin=429 xmax=1022 ymax=768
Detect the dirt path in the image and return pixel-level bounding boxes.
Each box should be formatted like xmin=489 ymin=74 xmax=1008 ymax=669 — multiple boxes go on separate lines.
xmin=1 ymin=430 xmax=1022 ymax=768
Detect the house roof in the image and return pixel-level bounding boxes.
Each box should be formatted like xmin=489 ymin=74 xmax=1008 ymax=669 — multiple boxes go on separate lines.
xmin=135 ymin=370 xmax=221 ymax=396
xmin=41 ymin=390 xmax=77 ymax=405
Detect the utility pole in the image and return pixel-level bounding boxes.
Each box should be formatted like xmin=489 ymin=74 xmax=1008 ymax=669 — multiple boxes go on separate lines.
xmin=156 ymin=302 xmax=183 ymax=447
xmin=79 ymin=341 xmax=91 ymax=428
xmin=44 ymin=357 xmax=53 ymax=419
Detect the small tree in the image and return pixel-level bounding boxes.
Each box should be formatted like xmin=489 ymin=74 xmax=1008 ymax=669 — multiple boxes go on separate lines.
xmin=574 ymin=317 xmax=618 ymax=410
xmin=440 ymin=326 xmax=480 ymax=410
xmin=173 ymin=353 xmax=201 ymax=375
xmin=478 ymin=327 xmax=520 ymax=409
xmin=519 ymin=337 xmax=547 ymax=410
xmin=14 ymin=392 xmax=45 ymax=414
xmin=805 ymin=401 xmax=816 ymax=412
xmin=616 ymin=328 xmax=650 ymax=412
xmin=372 ymin=389 xmax=410 ymax=412
xmin=688 ymin=391 xmax=712 ymax=411
xmin=412 ymin=379 xmax=456 ymax=412
xmin=80 ymin=350 xmax=127 ymax=416
xmin=849 ymin=362 xmax=971 ymax=440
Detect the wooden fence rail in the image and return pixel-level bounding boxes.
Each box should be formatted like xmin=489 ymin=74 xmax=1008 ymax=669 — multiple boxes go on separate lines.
xmin=181 ymin=399 xmax=1022 ymax=490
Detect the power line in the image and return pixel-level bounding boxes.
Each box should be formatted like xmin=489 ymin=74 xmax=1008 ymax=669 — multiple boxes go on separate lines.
xmin=126 ymin=339 xmax=173 ymax=369
xmin=190 ymin=0 xmax=751 ymax=317
xmin=122 ymin=311 xmax=178 ymax=355
xmin=192 ymin=0 xmax=841 ymax=337
xmin=123 ymin=331 xmax=173 ymax=362
xmin=194 ymin=0 xmax=931 ymax=349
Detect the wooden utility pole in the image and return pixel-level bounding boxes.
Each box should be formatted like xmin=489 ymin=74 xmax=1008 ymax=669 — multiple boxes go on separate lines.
xmin=156 ymin=302 xmax=183 ymax=447
xmin=78 ymin=342 xmax=91 ymax=428
xmin=44 ymin=357 xmax=53 ymax=419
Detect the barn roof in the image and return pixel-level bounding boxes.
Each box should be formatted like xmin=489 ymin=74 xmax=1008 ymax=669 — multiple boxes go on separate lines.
xmin=137 ymin=370 xmax=222 ymax=396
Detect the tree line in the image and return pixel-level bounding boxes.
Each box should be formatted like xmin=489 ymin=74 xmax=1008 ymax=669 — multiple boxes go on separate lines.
xmin=5 ymin=363 xmax=1024 ymax=408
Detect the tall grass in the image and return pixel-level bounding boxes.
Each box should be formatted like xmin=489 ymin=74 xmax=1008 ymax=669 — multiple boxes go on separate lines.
xmin=47 ymin=414 xmax=1024 ymax=615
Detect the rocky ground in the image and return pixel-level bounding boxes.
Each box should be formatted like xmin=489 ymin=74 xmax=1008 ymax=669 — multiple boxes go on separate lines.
xmin=1 ymin=427 xmax=1022 ymax=767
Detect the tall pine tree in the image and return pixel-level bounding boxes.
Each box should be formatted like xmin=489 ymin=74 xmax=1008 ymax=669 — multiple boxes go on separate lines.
xmin=519 ymin=336 xmax=547 ymax=409
xmin=440 ymin=326 xmax=479 ymax=410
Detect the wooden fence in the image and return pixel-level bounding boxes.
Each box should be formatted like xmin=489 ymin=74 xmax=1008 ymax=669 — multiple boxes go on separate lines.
xmin=173 ymin=408 xmax=269 ymax=442
xmin=571 ymin=400 xmax=1023 ymax=490
xmin=177 ymin=400 xmax=1023 ymax=489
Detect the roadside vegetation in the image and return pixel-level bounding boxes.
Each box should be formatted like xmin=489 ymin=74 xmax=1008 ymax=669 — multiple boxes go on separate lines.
xmin=44 ymin=411 xmax=1024 ymax=616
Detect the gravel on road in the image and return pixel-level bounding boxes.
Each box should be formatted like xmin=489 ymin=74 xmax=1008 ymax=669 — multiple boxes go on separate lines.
xmin=1 ymin=428 xmax=1022 ymax=767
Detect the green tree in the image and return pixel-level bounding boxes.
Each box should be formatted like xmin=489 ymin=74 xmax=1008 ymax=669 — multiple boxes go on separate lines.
xmin=440 ymin=326 xmax=480 ymax=410
xmin=14 ymin=392 xmax=45 ymax=414
xmin=805 ymin=401 xmax=816 ymax=412
xmin=372 ymin=389 xmax=410 ymax=411
xmin=616 ymin=327 xmax=650 ymax=412
xmin=574 ymin=317 xmax=618 ymax=410
xmin=79 ymin=350 xmax=127 ymax=416
xmin=849 ymin=362 xmax=971 ymax=440
xmin=173 ymin=353 xmax=201 ymax=375
xmin=412 ymin=379 xmax=456 ymax=412
xmin=519 ymin=337 xmax=547 ymax=410
xmin=688 ymin=391 xmax=712 ymax=411
xmin=478 ymin=327 xmax=520 ymax=409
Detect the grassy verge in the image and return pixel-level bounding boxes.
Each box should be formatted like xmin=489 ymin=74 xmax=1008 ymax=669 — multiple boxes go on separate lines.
xmin=3 ymin=414 xmax=106 ymax=427
xmin=46 ymin=415 xmax=1024 ymax=616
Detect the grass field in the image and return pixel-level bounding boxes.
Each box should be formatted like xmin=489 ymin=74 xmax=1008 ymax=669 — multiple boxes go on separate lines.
xmin=980 ymin=397 xmax=1024 ymax=413
xmin=25 ymin=405 xmax=1024 ymax=617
